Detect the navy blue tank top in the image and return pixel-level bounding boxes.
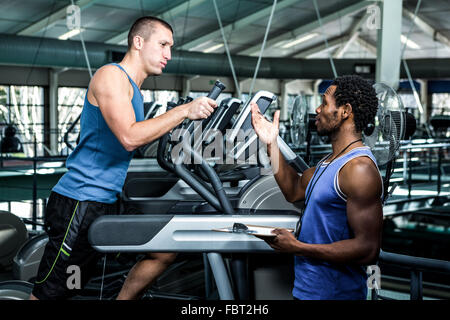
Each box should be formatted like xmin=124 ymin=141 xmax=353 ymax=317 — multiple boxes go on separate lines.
xmin=293 ymin=146 xmax=382 ymax=300
xmin=53 ymin=63 xmax=144 ymax=203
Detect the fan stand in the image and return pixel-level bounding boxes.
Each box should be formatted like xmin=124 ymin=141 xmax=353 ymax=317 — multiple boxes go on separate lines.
xmin=382 ymin=159 xmax=396 ymax=205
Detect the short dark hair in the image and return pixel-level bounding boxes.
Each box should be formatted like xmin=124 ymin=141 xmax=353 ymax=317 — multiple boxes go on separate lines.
xmin=331 ymin=75 xmax=378 ymax=133
xmin=127 ymin=16 xmax=173 ymax=50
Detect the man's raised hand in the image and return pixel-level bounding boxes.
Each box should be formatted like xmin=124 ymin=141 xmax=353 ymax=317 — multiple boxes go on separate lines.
xmin=250 ymin=102 xmax=280 ymax=146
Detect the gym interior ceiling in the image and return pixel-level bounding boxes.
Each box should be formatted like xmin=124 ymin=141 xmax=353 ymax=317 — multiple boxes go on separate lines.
xmin=0 ymin=0 xmax=449 ymax=71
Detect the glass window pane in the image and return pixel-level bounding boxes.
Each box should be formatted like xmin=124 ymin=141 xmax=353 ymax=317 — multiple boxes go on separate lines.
xmin=432 ymin=93 xmax=450 ymax=116
xmin=141 ymin=89 xmax=179 ymax=118
xmin=58 ymin=87 xmax=86 ymax=155
xmin=4 ymin=85 xmax=45 ymax=157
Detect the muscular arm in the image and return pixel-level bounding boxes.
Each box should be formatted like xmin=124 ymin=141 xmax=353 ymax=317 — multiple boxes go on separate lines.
xmin=269 ymin=157 xmax=383 ymax=265
xmin=250 ymin=102 xmax=314 ymax=202
xmin=268 ymin=140 xmax=315 ymax=202
xmin=90 ymin=65 xmax=215 ymax=152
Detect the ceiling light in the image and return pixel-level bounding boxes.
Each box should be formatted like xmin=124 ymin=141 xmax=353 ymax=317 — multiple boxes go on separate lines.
xmin=58 ymin=28 xmax=83 ymax=40
xmin=282 ymin=33 xmax=318 ymax=49
xmin=400 ymin=35 xmax=420 ymax=49
xmin=202 ymin=43 xmax=224 ymax=53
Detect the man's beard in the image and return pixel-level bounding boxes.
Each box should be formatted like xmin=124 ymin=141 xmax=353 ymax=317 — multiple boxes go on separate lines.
xmin=317 ymin=127 xmax=333 ymax=137
xmin=316 ymin=111 xmax=342 ymax=137
xmin=317 ymin=123 xmax=340 ymax=137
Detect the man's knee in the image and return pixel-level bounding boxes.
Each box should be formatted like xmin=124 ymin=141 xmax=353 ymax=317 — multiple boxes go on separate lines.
xmin=29 ymin=293 xmax=39 ymax=300
xmin=146 ymin=252 xmax=177 ymax=266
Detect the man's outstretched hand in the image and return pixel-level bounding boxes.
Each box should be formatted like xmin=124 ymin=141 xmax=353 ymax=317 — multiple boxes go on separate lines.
xmin=250 ymin=102 xmax=280 ymax=146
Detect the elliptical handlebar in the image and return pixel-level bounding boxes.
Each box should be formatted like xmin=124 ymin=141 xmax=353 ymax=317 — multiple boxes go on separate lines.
xmin=173 ymin=142 xmax=235 ymax=214
xmin=207 ymin=81 xmax=226 ymax=100
xmin=185 ymin=80 xmax=226 ymax=136
xmin=157 ymin=86 xmax=310 ymax=216
xmin=157 ymin=81 xmax=225 ymax=170
xmin=156 ymin=101 xmax=178 ymax=173
xmin=156 ymin=81 xmax=226 ymax=174
xmin=156 ymin=80 xmax=238 ymax=214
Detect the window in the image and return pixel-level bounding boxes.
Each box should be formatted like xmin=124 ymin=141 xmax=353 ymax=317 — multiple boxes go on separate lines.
xmin=141 ymin=89 xmax=179 ymax=118
xmin=399 ymin=93 xmax=423 ymax=122
xmin=58 ymin=87 xmax=86 ymax=155
xmin=142 ymin=89 xmax=179 ymax=105
xmin=431 ymin=93 xmax=450 ymax=116
xmin=0 ymin=200 xmax=45 ymax=228
xmin=399 ymin=93 xmax=417 ymax=110
xmin=0 ymin=85 xmax=45 ymax=157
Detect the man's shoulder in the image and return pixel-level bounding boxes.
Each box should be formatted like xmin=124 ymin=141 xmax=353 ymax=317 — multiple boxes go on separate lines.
xmin=90 ymin=64 xmax=130 ymax=94
xmin=344 ymin=155 xmax=377 ymax=173
xmin=93 ymin=64 xmax=127 ymax=81
xmin=339 ymin=155 xmax=382 ymax=197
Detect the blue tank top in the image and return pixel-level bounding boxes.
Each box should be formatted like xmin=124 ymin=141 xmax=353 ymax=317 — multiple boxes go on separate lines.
xmin=53 ymin=63 xmax=144 ymax=203
xmin=293 ymin=146 xmax=382 ymax=300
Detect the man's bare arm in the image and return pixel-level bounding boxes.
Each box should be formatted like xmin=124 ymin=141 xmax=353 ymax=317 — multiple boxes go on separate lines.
xmin=250 ymin=102 xmax=314 ymax=202
xmin=90 ymin=65 xmax=216 ymax=152
xmin=268 ymin=141 xmax=315 ymax=202
xmin=268 ymin=157 xmax=383 ymax=265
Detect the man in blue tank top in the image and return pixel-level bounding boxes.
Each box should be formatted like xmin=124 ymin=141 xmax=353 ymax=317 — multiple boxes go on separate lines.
xmin=251 ymin=75 xmax=383 ymax=300
xmin=31 ymin=16 xmax=217 ymax=300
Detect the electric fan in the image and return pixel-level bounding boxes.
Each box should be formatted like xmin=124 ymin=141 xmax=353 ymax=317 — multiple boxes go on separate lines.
xmin=363 ymin=82 xmax=406 ymax=166
xmin=289 ymin=95 xmax=309 ymax=148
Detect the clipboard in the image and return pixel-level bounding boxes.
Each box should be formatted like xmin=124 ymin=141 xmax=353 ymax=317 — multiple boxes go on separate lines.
xmin=212 ymin=223 xmax=294 ymax=237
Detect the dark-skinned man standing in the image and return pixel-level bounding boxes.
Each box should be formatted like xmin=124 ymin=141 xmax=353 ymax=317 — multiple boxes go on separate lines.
xmin=251 ymin=75 xmax=383 ymax=300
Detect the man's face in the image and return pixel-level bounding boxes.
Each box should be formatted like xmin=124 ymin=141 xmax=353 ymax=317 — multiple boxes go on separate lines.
xmin=315 ymin=85 xmax=344 ymax=137
xmin=138 ymin=23 xmax=173 ymax=76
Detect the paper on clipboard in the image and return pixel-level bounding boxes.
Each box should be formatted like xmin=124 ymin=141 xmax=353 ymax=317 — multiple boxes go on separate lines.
xmin=212 ymin=224 xmax=294 ymax=237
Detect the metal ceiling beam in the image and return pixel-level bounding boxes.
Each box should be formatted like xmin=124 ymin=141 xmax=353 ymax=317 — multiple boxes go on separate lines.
xmin=292 ymin=35 xmax=350 ymax=58
xmin=17 ymin=0 xmax=99 ymax=36
xmin=293 ymin=33 xmax=377 ymax=59
xmin=355 ymin=37 xmax=377 ymax=55
xmin=238 ymin=0 xmax=369 ymax=56
xmin=177 ymin=0 xmax=303 ymax=51
xmin=333 ymin=13 xmax=368 ymax=58
xmin=105 ymin=0 xmax=209 ymax=45
xmin=403 ymin=8 xmax=450 ymax=49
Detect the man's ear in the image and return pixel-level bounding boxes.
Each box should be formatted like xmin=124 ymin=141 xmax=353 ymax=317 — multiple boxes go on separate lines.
xmin=341 ymin=103 xmax=353 ymax=120
xmin=133 ymin=35 xmax=144 ymax=50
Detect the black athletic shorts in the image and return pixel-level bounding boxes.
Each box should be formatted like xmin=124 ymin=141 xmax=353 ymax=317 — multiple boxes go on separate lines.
xmin=32 ymin=191 xmax=117 ymax=300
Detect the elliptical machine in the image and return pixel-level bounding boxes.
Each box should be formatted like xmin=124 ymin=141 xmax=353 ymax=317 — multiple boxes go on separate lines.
xmin=89 ymin=83 xmax=309 ymax=300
